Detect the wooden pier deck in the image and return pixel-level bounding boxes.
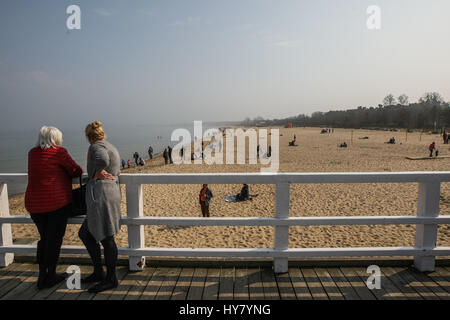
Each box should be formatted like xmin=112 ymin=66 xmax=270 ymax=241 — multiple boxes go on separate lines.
xmin=1 ymin=263 xmax=450 ymax=300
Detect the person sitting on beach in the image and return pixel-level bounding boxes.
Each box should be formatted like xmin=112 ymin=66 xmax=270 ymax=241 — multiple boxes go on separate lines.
xmin=26 ymin=126 xmax=83 ymax=290
xmin=199 ymin=184 xmax=213 ymax=217
xmin=236 ymin=184 xmax=250 ymax=202
xmin=386 ymin=137 xmax=396 ymax=144
xmin=138 ymin=157 xmax=145 ymax=166
xmin=340 ymin=142 xmax=347 ymax=148
xmin=429 ymin=142 xmax=436 ymax=157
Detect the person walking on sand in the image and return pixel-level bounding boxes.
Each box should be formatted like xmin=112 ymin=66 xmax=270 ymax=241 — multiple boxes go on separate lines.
xmin=168 ymin=146 xmax=173 ymax=164
xmin=148 ymin=146 xmax=153 ymax=159
xmin=121 ymin=159 xmax=126 ymax=169
xmin=429 ymin=142 xmax=436 ymax=157
xmin=199 ymin=184 xmax=213 ymax=217
xmin=133 ymin=152 xmax=139 ymax=166
xmin=163 ymin=148 xmax=169 ymax=165
xmin=25 ymin=126 xmax=83 ymax=290
xmin=78 ymin=121 xmax=121 ymax=293
xmin=127 ymin=159 xmax=131 ymax=168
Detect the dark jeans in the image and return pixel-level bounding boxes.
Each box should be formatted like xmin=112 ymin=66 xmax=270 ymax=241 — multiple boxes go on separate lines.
xmin=78 ymin=220 xmax=118 ymax=281
xmin=30 ymin=204 xmax=70 ymax=278
xmin=200 ymin=202 xmax=210 ymax=217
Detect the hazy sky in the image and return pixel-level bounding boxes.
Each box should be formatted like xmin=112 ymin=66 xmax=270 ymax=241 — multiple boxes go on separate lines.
xmin=1 ymin=0 xmax=450 ymax=130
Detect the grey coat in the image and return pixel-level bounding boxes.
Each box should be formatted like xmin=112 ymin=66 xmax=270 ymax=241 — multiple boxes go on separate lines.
xmin=85 ymin=140 xmax=121 ymax=242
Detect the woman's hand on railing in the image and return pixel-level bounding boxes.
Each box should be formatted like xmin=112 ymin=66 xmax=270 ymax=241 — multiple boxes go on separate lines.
xmin=95 ymin=170 xmax=115 ymax=181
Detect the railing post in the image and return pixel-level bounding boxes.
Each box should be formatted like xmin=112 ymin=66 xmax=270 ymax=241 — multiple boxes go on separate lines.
xmin=414 ymin=181 xmax=440 ymax=272
xmin=0 ymin=184 xmax=14 ymax=267
xmin=274 ymin=182 xmax=289 ymax=273
xmin=126 ymin=183 xmax=145 ymax=271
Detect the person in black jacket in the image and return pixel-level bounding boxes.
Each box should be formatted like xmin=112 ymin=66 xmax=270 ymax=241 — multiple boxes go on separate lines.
xmin=236 ymin=184 xmax=249 ymax=201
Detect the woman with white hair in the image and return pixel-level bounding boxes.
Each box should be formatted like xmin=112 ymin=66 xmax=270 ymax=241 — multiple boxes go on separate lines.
xmin=25 ymin=126 xmax=83 ymax=289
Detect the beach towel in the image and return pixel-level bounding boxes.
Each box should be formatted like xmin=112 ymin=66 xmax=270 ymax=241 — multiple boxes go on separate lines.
xmin=225 ymin=194 xmax=258 ymax=202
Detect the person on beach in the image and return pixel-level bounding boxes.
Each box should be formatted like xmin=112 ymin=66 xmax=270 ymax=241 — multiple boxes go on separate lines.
xmin=138 ymin=157 xmax=145 ymax=166
xmin=121 ymin=159 xmax=126 ymax=169
xmin=25 ymin=126 xmax=83 ymax=289
xmin=199 ymin=184 xmax=213 ymax=217
xmin=78 ymin=121 xmax=121 ymax=293
xmin=163 ymin=148 xmax=169 ymax=164
xmin=429 ymin=142 xmax=436 ymax=157
xmin=133 ymin=152 xmax=139 ymax=166
xmin=127 ymin=159 xmax=131 ymax=168
xmin=236 ymin=184 xmax=250 ymax=202
xmin=148 ymin=146 xmax=153 ymax=159
xmin=168 ymin=146 xmax=173 ymax=164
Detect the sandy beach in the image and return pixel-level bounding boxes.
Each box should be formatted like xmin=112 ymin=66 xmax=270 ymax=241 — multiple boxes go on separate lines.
xmin=7 ymin=127 xmax=450 ymax=250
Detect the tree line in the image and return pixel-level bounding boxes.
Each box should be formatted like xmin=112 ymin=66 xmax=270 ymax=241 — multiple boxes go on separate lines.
xmin=243 ymin=92 xmax=450 ymax=131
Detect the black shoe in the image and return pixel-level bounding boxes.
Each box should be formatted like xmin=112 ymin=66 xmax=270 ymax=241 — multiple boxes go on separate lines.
xmin=81 ymin=271 xmax=105 ymax=284
xmin=37 ymin=273 xmax=48 ymax=290
xmin=45 ymin=273 xmax=67 ymax=288
xmin=88 ymin=278 xmax=118 ymax=293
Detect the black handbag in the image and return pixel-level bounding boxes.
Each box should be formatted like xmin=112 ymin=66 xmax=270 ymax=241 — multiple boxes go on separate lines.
xmin=71 ymin=176 xmax=86 ymax=217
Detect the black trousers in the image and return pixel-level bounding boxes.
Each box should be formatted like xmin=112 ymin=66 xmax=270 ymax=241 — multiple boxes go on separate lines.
xmin=30 ymin=204 xmax=70 ymax=277
xmin=78 ymin=220 xmax=118 ymax=281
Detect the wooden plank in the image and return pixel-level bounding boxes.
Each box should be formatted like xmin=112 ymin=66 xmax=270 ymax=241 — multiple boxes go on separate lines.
xmin=301 ymin=268 xmax=328 ymax=300
xmin=139 ymin=267 xmax=167 ymax=300
xmin=171 ymin=268 xmax=195 ymax=300
xmin=110 ymin=268 xmax=157 ymax=300
xmin=0 ymin=263 xmax=26 ymax=297
xmin=233 ymin=268 xmax=249 ymax=300
xmin=392 ymin=267 xmax=438 ymax=300
xmin=155 ymin=267 xmax=181 ymax=300
xmin=124 ymin=267 xmax=156 ymax=300
xmin=2 ymin=263 xmax=39 ymax=300
xmin=326 ymin=268 xmax=360 ymax=300
xmin=314 ymin=268 xmax=344 ymax=300
xmin=247 ymin=267 xmax=264 ymax=300
xmin=381 ymin=267 xmax=422 ymax=300
xmin=374 ymin=267 xmax=408 ymax=300
xmin=202 ymin=268 xmax=220 ymax=300
xmin=218 ymin=267 xmax=235 ymax=300
xmin=339 ymin=268 xmax=376 ymax=300
xmin=430 ymin=267 xmax=450 ymax=293
xmin=186 ymin=268 xmax=207 ymax=300
xmin=406 ymin=268 xmax=450 ymax=300
xmin=287 ymin=267 xmax=312 ymax=300
xmin=275 ymin=270 xmax=296 ymax=300
xmin=261 ymin=267 xmax=280 ymax=300
xmin=91 ymin=267 xmax=129 ymax=300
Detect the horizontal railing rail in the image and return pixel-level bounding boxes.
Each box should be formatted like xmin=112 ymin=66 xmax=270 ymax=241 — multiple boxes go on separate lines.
xmin=1 ymin=172 xmax=450 ymax=273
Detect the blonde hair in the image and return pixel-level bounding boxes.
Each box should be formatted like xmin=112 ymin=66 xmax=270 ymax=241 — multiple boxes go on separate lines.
xmin=36 ymin=126 xmax=63 ymax=149
xmin=85 ymin=121 xmax=106 ymax=143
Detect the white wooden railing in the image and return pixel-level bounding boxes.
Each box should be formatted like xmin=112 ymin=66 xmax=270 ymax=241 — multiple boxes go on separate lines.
xmin=1 ymin=172 xmax=450 ymax=273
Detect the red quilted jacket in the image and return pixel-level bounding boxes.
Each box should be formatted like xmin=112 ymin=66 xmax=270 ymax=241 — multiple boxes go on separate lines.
xmin=25 ymin=146 xmax=83 ymax=214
